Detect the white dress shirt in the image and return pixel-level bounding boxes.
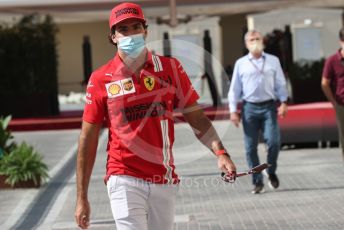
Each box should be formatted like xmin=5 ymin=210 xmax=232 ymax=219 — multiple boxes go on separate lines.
xmin=228 ymin=52 xmax=288 ymax=113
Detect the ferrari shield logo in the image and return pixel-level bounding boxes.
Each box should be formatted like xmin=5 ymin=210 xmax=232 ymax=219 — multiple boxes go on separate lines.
xmin=144 ymin=76 xmax=155 ymax=91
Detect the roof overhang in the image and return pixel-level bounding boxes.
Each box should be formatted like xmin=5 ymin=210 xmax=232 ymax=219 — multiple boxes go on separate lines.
xmin=0 ymin=0 xmax=343 ymax=24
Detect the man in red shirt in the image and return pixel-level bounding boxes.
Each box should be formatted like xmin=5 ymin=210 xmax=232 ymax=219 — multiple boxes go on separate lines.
xmin=322 ymin=27 xmax=344 ymax=161
xmin=74 ymin=2 xmax=236 ymax=230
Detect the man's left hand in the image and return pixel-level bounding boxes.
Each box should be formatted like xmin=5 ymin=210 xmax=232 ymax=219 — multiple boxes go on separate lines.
xmin=217 ymin=154 xmax=236 ymax=175
xmin=278 ymin=103 xmax=288 ymax=118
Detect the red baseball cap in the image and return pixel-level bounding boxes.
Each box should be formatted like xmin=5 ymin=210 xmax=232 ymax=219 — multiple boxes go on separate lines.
xmin=109 ymin=2 xmax=146 ymax=29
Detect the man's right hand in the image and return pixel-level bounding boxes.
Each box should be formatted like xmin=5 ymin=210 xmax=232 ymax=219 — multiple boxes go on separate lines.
xmin=75 ymin=199 xmax=90 ymax=229
xmin=75 ymin=121 xmax=101 ymax=229
xmin=230 ymin=112 xmax=241 ymax=127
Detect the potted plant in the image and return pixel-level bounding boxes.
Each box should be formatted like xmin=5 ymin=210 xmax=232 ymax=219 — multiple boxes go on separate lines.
xmin=0 ymin=116 xmax=49 ymax=188
xmin=0 ymin=142 xmax=49 ymax=188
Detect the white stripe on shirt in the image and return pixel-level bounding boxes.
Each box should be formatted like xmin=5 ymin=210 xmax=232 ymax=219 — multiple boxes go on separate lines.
xmin=161 ymin=119 xmax=173 ymax=183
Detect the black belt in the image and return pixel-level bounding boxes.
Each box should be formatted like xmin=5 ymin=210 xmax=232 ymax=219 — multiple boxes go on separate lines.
xmin=244 ymin=100 xmax=275 ymax=106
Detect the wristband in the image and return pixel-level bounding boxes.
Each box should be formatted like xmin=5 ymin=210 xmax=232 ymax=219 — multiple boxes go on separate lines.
xmin=214 ymin=149 xmax=228 ymax=156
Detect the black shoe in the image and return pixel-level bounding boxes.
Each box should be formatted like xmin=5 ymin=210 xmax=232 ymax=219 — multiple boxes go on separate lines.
xmin=268 ymin=174 xmax=279 ymax=189
xmin=251 ymin=183 xmax=264 ymax=194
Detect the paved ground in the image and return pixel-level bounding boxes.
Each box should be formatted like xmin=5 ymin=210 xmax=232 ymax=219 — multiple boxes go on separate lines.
xmin=1 ymin=120 xmax=344 ymax=230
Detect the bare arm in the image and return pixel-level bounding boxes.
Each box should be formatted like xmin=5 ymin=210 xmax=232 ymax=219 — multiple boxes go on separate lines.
xmin=182 ymin=102 xmax=236 ymax=174
xmin=321 ymin=77 xmax=336 ymax=106
xmin=75 ymin=121 xmax=102 ymax=229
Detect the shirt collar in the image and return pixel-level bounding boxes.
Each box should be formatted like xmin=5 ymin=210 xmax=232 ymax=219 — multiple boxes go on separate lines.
xmin=145 ymin=51 xmax=155 ymax=67
xmin=111 ymin=50 xmax=154 ymax=75
xmin=248 ymin=51 xmax=266 ymax=60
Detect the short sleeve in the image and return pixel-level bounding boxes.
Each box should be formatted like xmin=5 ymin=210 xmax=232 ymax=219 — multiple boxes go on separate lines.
xmin=82 ymin=73 xmax=106 ymax=124
xmin=172 ymin=58 xmax=200 ymax=109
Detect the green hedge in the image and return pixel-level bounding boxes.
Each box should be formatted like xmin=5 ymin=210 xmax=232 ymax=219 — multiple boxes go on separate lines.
xmin=288 ymin=59 xmax=325 ymax=81
xmin=0 ymin=14 xmax=59 ymax=117
xmin=288 ymin=59 xmax=327 ymax=104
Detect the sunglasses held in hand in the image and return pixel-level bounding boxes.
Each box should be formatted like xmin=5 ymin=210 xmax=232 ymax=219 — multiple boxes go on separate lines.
xmin=221 ymin=163 xmax=271 ymax=183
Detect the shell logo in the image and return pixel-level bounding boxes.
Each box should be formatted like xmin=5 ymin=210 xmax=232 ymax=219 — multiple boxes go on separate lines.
xmin=108 ymin=83 xmax=121 ymax=95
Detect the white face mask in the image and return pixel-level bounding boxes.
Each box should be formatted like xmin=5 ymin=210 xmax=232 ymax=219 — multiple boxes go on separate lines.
xmin=117 ymin=34 xmax=145 ymax=58
xmin=247 ymin=41 xmax=264 ymax=54
xmin=341 ymin=43 xmax=344 ymax=51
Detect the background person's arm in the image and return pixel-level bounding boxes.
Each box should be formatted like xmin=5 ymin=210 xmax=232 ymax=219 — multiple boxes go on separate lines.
xmin=228 ymin=60 xmax=242 ymax=127
xmin=321 ymin=77 xmax=337 ymax=106
xmin=229 ymin=112 xmax=241 ymax=127
xmin=75 ymin=121 xmax=102 ymax=229
xmin=274 ymin=56 xmax=288 ymax=118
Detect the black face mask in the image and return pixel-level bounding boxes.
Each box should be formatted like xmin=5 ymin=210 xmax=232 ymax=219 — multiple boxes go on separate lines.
xmin=341 ymin=58 xmax=344 ymax=66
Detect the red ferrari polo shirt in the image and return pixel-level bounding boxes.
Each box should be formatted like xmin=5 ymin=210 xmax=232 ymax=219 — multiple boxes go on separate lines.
xmin=323 ymin=49 xmax=344 ymax=105
xmin=83 ymin=51 xmax=199 ymax=184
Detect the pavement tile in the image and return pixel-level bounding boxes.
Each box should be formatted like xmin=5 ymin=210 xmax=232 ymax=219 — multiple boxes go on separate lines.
xmin=2 ymin=121 xmax=344 ymax=230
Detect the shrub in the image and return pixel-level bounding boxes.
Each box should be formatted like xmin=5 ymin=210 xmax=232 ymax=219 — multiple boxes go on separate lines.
xmin=0 ymin=142 xmax=49 ymax=187
xmin=288 ymin=59 xmax=325 ymax=81
xmin=0 ymin=14 xmax=59 ymax=117
xmin=0 ymin=115 xmax=16 ymax=158
xmin=288 ymin=59 xmax=327 ymax=104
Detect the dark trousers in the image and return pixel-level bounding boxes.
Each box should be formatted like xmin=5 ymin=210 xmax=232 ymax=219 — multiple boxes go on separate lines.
xmin=242 ymin=101 xmax=280 ymax=185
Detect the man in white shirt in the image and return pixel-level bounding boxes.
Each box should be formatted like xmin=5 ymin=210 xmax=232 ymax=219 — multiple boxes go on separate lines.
xmin=228 ymin=30 xmax=288 ymax=194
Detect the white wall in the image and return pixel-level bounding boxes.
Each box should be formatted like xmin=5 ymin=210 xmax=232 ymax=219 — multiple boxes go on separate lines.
xmin=147 ymin=17 xmax=223 ymax=104
xmin=56 ymin=16 xmax=224 ymax=103
xmin=56 ymin=21 xmax=114 ymax=94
